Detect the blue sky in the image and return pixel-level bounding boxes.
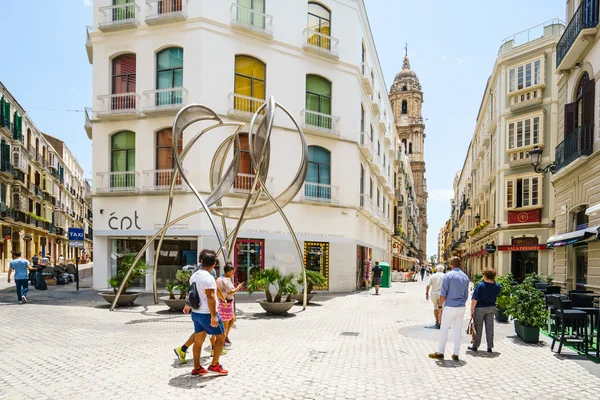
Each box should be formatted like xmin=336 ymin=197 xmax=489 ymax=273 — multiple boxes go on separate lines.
xmin=0 ymin=0 xmax=566 ymax=259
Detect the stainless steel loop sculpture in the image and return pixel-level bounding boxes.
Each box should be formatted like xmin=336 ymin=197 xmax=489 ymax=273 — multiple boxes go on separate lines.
xmin=110 ymin=96 xmax=310 ymax=311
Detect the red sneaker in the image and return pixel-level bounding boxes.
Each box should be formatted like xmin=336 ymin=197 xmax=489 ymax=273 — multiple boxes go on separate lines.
xmin=191 ymin=366 xmax=208 ymax=376
xmin=207 ymin=364 xmax=228 ymax=376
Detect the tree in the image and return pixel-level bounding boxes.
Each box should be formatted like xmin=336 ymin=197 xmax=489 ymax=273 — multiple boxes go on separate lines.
xmin=429 ymin=255 xmax=437 ymax=265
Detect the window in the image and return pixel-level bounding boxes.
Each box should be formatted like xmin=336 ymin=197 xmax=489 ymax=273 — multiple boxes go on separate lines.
xmin=507 ymin=115 xmax=541 ymax=151
xmin=508 ymin=58 xmax=543 ymax=93
xmin=409 ymin=142 xmax=412 ymax=154
xmin=112 ymin=54 xmax=136 ymax=109
xmin=369 ymin=177 xmax=373 ymax=198
xmin=307 ymin=2 xmax=331 ymax=49
xmin=112 ymin=0 xmax=135 ymax=21
xmin=360 ymin=164 xmax=364 ymax=206
xmin=157 ymin=0 xmax=183 ymax=14
xmin=401 ymin=100 xmax=407 ymax=114
xmin=360 ymin=104 xmax=365 ymax=133
xmin=237 ymin=0 xmax=265 ymax=28
xmin=401 ymin=139 xmax=407 ymax=154
xmin=234 ymin=55 xmax=266 ymax=113
xmin=305 ymin=75 xmax=332 ymax=129
xmin=156 ymin=128 xmax=182 ymax=186
xmin=377 ymin=188 xmax=380 ymax=207
xmin=304 ymin=241 xmax=329 ymax=289
xmin=111 ymin=131 xmax=135 ymax=188
xmin=306 ymin=146 xmax=331 ymax=200
xmin=156 ymin=48 xmax=183 ymax=106
xmin=505 ymin=176 xmax=540 ymax=209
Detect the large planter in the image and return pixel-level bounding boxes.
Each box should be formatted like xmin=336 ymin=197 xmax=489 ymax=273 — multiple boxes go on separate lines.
xmin=290 ymin=293 xmax=315 ymax=304
xmin=100 ymin=292 xmax=141 ymax=307
xmin=161 ymin=296 xmax=187 ymax=312
xmin=514 ymin=320 xmax=540 ymax=343
xmin=495 ymin=308 xmax=509 ymax=322
xmin=257 ymin=299 xmax=295 ymax=315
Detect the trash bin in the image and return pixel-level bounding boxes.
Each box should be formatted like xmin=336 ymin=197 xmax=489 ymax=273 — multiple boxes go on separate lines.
xmin=379 ymin=262 xmax=392 ymax=288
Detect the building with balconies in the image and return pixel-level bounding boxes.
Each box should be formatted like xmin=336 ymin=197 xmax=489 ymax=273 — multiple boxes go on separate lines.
xmin=87 ymin=0 xmax=404 ymax=293
xmin=0 ymin=82 xmax=93 ymax=272
xmin=548 ymin=0 xmax=600 ymax=291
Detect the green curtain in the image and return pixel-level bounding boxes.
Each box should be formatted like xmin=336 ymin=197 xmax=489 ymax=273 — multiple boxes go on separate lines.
xmin=306 ymin=75 xmax=331 ymax=129
xmin=237 ymin=0 xmax=265 ymax=28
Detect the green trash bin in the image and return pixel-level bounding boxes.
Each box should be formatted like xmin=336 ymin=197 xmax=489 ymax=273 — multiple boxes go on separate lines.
xmin=379 ymin=262 xmax=392 ymax=288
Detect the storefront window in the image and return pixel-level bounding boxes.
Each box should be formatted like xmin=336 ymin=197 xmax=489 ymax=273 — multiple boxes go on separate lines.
xmin=575 ymin=245 xmax=588 ymax=286
xmin=304 ymin=241 xmax=329 ymax=290
xmin=235 ymin=239 xmax=264 ymax=288
xmin=111 ymin=239 xmax=146 ymax=290
xmin=155 ymin=240 xmax=197 ymax=289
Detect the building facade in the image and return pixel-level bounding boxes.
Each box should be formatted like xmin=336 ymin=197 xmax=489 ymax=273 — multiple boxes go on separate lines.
xmin=548 ymin=0 xmax=600 ymax=290
xmin=389 ymin=54 xmax=428 ymax=263
xmin=87 ymin=0 xmax=417 ymax=292
xmin=0 ymin=82 xmax=92 ymax=272
xmin=441 ymin=20 xmax=565 ymax=279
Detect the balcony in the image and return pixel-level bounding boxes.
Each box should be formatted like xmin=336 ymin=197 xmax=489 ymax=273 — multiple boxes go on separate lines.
xmin=96 ymin=171 xmax=139 ymax=194
xmin=359 ymin=133 xmax=375 ymax=160
xmin=300 ymin=182 xmax=339 ymax=204
xmin=378 ymin=118 xmax=386 ymax=133
xmin=11 ymin=169 xmax=25 ymax=184
xmin=383 ymin=130 xmax=392 ymax=146
xmin=371 ymin=100 xmax=381 ymax=117
xmin=228 ymin=93 xmax=265 ymax=121
xmin=84 ymin=107 xmax=92 ymax=139
xmin=360 ymin=62 xmax=373 ymax=95
xmin=97 ymin=93 xmax=141 ymax=120
xmin=360 ymin=194 xmax=374 ymax=217
xmin=384 ymin=176 xmax=394 ymax=194
xmin=12 ymin=154 xmax=27 ymax=173
xmin=0 ymin=116 xmax=12 ymax=135
xmin=302 ymin=28 xmax=339 ymax=60
xmin=301 ymin=110 xmax=340 ymax=137
xmin=232 ymin=173 xmax=273 ymax=194
xmin=230 ymin=3 xmax=273 ymax=39
xmin=85 ymin=25 xmax=93 ymax=64
xmin=142 ymin=169 xmax=188 ymax=192
xmin=36 ymin=153 xmax=43 ymax=166
xmin=373 ymin=161 xmax=385 ymax=179
xmin=557 ymin=0 xmax=599 ymax=70
xmin=98 ymin=2 xmax=140 ymax=32
xmin=29 ymin=183 xmax=43 ymax=198
xmin=555 ymin=124 xmax=594 ymax=172
xmin=143 ymin=87 xmax=188 ymax=116
xmin=146 ymin=0 xmax=188 ymax=26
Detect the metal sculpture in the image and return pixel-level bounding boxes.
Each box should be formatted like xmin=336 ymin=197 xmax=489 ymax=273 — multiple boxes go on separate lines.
xmin=110 ymin=97 xmax=309 ymax=311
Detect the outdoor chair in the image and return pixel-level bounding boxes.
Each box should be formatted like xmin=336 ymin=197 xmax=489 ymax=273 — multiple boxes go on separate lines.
xmin=546 ymin=286 xmax=561 ymax=295
xmin=570 ymin=293 xmax=599 ymax=345
xmin=550 ymin=295 xmax=588 ymax=355
xmin=535 ymin=282 xmax=549 ymax=293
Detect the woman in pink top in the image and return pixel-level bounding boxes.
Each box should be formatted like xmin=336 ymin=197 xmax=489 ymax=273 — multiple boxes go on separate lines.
xmin=217 ymin=263 xmax=243 ymax=346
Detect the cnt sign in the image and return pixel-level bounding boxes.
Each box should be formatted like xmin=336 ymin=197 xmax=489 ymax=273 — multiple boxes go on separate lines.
xmin=68 ymin=228 xmax=85 ymax=249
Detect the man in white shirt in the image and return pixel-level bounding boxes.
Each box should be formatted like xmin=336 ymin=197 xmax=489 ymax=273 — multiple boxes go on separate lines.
xmin=426 ymin=265 xmax=446 ymax=329
xmin=188 ymin=252 xmax=228 ymax=376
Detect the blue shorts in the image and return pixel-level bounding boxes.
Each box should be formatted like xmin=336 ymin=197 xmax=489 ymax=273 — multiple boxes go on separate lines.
xmin=191 ymin=312 xmax=225 ymax=335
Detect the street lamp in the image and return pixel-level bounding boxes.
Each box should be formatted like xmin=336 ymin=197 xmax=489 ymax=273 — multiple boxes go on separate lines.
xmin=528 ymin=146 xmax=555 ymax=174
xmin=475 ymin=214 xmax=481 ymax=225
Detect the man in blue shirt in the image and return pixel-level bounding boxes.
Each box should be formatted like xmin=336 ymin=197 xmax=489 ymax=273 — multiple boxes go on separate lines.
xmin=429 ymin=256 xmax=470 ymax=361
xmin=7 ymin=252 xmax=37 ymax=304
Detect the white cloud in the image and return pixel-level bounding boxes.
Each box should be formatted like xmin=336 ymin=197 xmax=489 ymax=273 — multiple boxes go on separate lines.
xmin=429 ymin=189 xmax=454 ymax=202
xmin=83 ymin=0 xmax=93 ymax=7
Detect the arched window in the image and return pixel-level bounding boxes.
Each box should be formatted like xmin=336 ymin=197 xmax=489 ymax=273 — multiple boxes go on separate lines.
xmin=156 ymin=48 xmax=183 ymax=106
xmin=112 ymin=53 xmax=136 ymax=110
xmin=409 ymin=142 xmax=413 ymax=154
xmin=237 ymin=0 xmax=265 ymax=28
xmin=306 ymin=146 xmax=331 ymax=200
xmin=27 ymin=128 xmax=31 ymax=148
xmin=233 ymin=133 xmax=255 ymax=192
xmin=307 ymin=2 xmax=331 ymax=49
xmin=402 ymin=85 xmax=407 ymax=91
xmin=401 ymin=100 xmax=407 ymax=114
xmin=565 ymin=71 xmax=595 ymax=142
xmin=156 ymin=128 xmax=182 ymax=186
xmin=234 ymin=55 xmax=266 ymax=113
xmin=306 ymin=74 xmax=332 ymax=129
xmin=111 ymin=131 xmax=135 ymax=188
xmin=401 ymin=139 xmax=407 ymax=154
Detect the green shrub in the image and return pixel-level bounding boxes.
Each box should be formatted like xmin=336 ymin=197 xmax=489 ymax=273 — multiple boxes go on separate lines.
xmin=506 ymin=281 xmax=547 ymax=328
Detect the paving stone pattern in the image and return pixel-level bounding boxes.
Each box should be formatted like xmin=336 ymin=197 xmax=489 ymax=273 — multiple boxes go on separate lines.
xmin=1 ymin=277 xmax=599 ymax=399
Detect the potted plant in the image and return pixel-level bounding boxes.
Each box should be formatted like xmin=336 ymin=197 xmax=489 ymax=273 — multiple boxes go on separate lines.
xmin=247 ymin=267 xmax=298 ymax=315
xmin=506 ymin=277 xmax=547 ymax=343
xmin=161 ymin=270 xmax=192 ymax=312
xmin=100 ymin=253 xmax=149 ymax=306
xmin=494 ymin=274 xmax=513 ymax=322
xmin=291 ymin=270 xmax=327 ymax=303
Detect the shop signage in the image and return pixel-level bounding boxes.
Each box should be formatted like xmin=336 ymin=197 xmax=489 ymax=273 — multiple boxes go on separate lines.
xmin=68 ymin=228 xmax=85 ymax=249
xmin=508 ymin=209 xmax=541 ymax=224
xmin=108 ymin=211 xmax=141 ymax=230
xmin=485 ymin=244 xmax=497 ymax=254
xmin=497 ymin=245 xmax=548 ymax=251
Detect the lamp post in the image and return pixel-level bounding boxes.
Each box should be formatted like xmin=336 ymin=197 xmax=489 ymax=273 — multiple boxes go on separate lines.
xmin=475 ymin=214 xmax=481 ymax=225
xmin=528 ymin=146 xmax=556 ymax=174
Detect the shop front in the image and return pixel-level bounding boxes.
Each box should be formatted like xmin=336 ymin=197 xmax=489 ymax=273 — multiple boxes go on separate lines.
xmin=498 ymin=237 xmax=549 ymax=282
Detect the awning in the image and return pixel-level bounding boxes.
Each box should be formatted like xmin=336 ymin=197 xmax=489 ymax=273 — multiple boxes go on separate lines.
xmin=546 ymin=226 xmax=600 ymax=249
xmin=586 ymin=204 xmax=600 ymax=216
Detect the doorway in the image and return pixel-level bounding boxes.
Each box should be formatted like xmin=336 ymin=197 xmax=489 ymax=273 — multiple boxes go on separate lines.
xmin=511 ymin=251 xmax=538 ymax=282
xmin=234 ymin=238 xmax=264 ymax=288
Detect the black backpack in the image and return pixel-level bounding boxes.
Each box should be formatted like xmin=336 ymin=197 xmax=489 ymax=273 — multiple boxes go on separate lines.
xmin=186 ymin=282 xmax=200 ymax=310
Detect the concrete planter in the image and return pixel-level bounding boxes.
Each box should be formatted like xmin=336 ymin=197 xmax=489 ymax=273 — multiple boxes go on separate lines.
xmin=290 ymin=293 xmax=315 ymax=304
xmin=495 ymin=308 xmax=509 ymax=322
xmin=99 ymin=292 xmax=141 ymax=307
xmin=257 ymin=299 xmax=295 ymax=315
xmin=514 ymin=320 xmax=540 ymax=343
xmin=161 ymin=296 xmax=187 ymax=312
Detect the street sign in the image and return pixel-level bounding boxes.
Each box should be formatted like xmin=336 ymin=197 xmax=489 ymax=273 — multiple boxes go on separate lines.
xmin=485 ymin=244 xmax=497 ymax=254
xmin=68 ymin=228 xmax=85 ymax=249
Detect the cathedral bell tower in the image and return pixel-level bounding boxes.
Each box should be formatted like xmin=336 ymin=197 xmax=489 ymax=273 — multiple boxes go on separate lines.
xmin=389 ymin=49 xmax=428 ymax=263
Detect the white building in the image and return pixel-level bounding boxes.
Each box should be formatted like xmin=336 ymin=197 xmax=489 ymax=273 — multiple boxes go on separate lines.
xmin=87 ymin=0 xmax=414 ymax=292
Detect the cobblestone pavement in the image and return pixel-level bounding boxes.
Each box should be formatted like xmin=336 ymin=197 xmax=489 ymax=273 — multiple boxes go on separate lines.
xmin=1 ymin=277 xmax=600 ymax=400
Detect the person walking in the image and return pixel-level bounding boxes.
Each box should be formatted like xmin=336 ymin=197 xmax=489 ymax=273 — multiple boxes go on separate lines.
xmin=7 ymin=252 xmax=38 ymax=304
xmin=428 ymin=256 xmax=470 ymax=361
xmin=420 ymin=265 xmax=426 ymax=281
xmin=371 ymin=261 xmax=383 ymax=295
xmin=468 ymin=268 xmax=501 ymax=353
xmin=58 ymin=254 xmax=65 ymax=265
xmin=425 ymin=265 xmax=446 ymax=329
xmin=217 ymin=263 xmax=243 ymax=347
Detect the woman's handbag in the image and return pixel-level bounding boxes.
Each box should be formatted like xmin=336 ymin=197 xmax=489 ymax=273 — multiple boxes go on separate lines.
xmin=466 ymin=316 xmax=476 ymax=342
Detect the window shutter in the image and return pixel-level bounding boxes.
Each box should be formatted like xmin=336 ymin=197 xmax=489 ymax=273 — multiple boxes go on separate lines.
xmin=582 ymin=78 xmax=595 ymax=125
xmin=564 ymin=102 xmax=577 ymax=137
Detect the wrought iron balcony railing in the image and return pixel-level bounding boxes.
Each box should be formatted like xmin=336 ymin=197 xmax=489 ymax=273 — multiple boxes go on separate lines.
xmin=142 ymin=169 xmax=188 ymax=192
xmin=228 ymin=93 xmax=265 ymax=120
xmin=302 ymin=28 xmax=339 ymax=59
xmin=98 ymin=2 xmax=140 ymax=32
xmin=555 ymin=124 xmax=594 ymax=172
xmin=300 ymin=182 xmax=339 ymax=204
xmin=232 ymin=173 xmax=273 ymax=194
xmin=557 ymin=0 xmax=599 ymax=67
xmin=301 ymin=109 xmax=340 ymax=136
xmin=96 ymin=171 xmax=139 ymax=193
xmin=143 ymin=87 xmax=188 ymax=113
xmin=230 ymin=3 xmax=273 ymax=38
xmin=146 ymin=0 xmax=188 ymax=25
xmin=97 ymin=93 xmax=141 ymax=117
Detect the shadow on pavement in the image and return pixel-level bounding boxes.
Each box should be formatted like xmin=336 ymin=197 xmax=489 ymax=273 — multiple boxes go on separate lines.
xmin=466 ymin=350 xmax=501 ymax=358
xmin=507 ymin=336 xmax=547 ymax=348
xmin=434 ymin=360 xmax=467 ymax=368
xmin=238 ymin=312 xmax=298 ymax=320
xmin=169 ymin=373 xmax=222 ymax=389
